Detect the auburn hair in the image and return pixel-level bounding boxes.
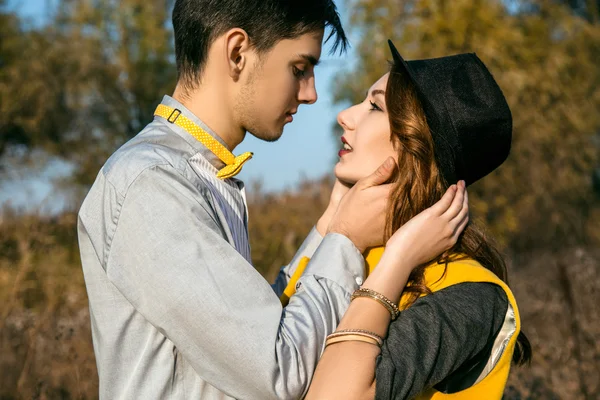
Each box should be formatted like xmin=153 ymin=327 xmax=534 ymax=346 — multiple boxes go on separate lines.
xmin=384 ymin=65 xmax=532 ymax=365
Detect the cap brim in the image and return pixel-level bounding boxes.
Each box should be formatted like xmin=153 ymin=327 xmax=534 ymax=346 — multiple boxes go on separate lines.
xmin=387 ymin=39 xmax=403 ymax=65
xmin=387 ymin=39 xmax=418 ymax=84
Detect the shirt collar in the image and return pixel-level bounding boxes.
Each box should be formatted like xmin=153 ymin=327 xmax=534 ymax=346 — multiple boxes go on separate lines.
xmin=157 ymin=95 xmax=228 ymax=170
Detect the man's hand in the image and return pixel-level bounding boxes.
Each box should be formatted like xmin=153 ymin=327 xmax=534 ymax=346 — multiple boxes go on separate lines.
xmin=327 ymin=157 xmax=396 ymax=252
xmin=316 ymin=179 xmax=352 ymax=236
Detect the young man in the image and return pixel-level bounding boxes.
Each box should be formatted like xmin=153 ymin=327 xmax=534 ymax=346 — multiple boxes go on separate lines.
xmin=77 ymin=1 xmax=395 ymax=398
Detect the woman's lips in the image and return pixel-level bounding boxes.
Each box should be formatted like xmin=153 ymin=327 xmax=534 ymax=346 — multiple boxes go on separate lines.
xmin=339 ymin=137 xmax=353 ymax=157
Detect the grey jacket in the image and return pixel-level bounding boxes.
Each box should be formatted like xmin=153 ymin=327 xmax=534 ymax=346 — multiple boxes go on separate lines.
xmin=77 ymin=96 xmax=365 ymax=400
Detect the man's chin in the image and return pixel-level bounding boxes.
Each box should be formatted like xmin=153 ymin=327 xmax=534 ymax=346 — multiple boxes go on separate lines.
xmin=249 ymin=128 xmax=284 ymax=143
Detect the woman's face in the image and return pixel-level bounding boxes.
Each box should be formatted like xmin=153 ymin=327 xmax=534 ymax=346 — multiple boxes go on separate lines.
xmin=334 ymin=73 xmax=397 ymax=185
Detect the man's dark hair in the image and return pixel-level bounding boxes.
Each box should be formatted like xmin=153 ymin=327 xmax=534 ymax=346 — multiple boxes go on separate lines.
xmin=173 ymin=0 xmax=348 ymax=87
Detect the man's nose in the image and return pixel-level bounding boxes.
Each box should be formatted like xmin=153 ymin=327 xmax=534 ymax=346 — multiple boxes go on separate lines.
xmin=298 ymin=78 xmax=318 ymax=105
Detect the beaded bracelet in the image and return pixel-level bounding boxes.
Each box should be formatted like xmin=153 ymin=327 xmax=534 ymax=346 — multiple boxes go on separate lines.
xmin=350 ymin=287 xmax=400 ymax=320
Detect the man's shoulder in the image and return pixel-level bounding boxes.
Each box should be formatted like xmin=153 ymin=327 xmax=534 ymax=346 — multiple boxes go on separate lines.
xmin=100 ymin=120 xmax=197 ymax=196
xmin=77 ymin=120 xmax=218 ymax=264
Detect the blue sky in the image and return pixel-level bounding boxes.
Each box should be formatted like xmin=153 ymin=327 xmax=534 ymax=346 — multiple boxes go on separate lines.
xmin=3 ymin=0 xmax=362 ymax=212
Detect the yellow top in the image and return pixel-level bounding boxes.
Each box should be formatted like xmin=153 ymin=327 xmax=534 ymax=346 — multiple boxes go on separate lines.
xmin=280 ymin=246 xmax=520 ymax=399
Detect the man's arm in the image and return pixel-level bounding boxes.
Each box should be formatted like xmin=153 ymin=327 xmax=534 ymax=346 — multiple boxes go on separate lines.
xmin=272 ymin=177 xmax=349 ymax=297
xmin=102 ymin=165 xmax=364 ymax=399
xmin=271 ymin=227 xmax=323 ymax=297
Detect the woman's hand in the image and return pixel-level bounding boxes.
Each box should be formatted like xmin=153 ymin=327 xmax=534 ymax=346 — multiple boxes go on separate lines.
xmin=384 ymin=181 xmax=469 ymax=268
xmin=316 ymin=178 xmax=352 ymax=236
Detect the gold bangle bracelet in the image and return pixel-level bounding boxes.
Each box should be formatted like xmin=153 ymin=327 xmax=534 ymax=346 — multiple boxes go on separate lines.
xmin=351 ymin=288 xmax=400 ymax=320
xmin=325 ymin=334 xmax=382 ymax=348
xmin=327 ymin=329 xmax=384 ymax=346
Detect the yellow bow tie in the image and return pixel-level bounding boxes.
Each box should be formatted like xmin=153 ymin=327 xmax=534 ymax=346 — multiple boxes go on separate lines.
xmin=154 ymin=104 xmax=253 ymax=179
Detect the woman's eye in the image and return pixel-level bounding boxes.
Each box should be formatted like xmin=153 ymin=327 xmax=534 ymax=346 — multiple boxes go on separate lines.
xmin=293 ymin=66 xmax=306 ymax=78
xmin=369 ymin=101 xmax=382 ymax=111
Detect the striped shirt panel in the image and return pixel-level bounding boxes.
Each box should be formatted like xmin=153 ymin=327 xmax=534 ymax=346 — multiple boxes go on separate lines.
xmin=189 ymin=154 xmax=252 ymax=264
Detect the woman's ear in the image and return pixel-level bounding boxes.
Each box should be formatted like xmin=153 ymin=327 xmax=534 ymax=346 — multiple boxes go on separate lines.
xmin=223 ymin=28 xmax=251 ymax=81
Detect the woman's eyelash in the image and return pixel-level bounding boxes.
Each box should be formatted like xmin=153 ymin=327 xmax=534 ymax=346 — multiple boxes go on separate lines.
xmin=369 ymin=101 xmax=382 ymax=111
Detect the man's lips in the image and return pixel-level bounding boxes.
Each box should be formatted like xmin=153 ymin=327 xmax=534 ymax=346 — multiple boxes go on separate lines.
xmin=285 ymin=110 xmax=297 ymax=123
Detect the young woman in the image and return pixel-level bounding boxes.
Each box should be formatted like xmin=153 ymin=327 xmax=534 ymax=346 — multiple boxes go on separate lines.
xmin=286 ymin=41 xmax=531 ymax=399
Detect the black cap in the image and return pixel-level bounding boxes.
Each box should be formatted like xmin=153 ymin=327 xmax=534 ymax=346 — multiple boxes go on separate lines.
xmin=387 ymin=40 xmax=512 ymax=186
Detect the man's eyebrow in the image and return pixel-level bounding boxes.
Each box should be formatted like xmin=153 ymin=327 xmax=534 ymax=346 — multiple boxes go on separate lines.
xmin=298 ymin=54 xmax=320 ymax=66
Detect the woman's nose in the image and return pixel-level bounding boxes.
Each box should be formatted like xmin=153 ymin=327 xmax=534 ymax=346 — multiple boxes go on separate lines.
xmin=337 ymin=106 xmax=355 ymax=131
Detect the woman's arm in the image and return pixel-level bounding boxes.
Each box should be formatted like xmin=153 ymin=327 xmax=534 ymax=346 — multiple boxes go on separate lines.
xmin=306 ymin=181 xmax=469 ymax=399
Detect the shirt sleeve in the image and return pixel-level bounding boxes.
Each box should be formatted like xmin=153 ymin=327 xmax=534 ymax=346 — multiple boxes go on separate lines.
xmin=271 ymin=227 xmax=323 ymax=297
xmin=375 ymin=282 xmax=508 ymax=400
xmin=104 ymin=165 xmax=365 ymax=400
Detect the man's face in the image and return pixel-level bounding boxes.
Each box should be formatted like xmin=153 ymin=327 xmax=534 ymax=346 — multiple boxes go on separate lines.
xmin=235 ymin=30 xmax=324 ymax=142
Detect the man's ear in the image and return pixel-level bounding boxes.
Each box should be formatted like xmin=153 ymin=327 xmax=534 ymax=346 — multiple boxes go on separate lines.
xmin=224 ymin=28 xmax=252 ymax=81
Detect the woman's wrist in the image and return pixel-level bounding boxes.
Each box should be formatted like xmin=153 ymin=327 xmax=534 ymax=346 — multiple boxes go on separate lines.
xmin=361 ymin=250 xmax=413 ymax=303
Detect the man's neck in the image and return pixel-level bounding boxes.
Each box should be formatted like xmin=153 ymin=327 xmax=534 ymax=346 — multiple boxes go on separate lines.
xmin=172 ymin=83 xmax=245 ymax=151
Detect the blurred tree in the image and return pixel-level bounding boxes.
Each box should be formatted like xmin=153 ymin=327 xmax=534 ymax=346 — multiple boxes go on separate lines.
xmin=0 ymin=0 xmax=176 ymax=191
xmin=0 ymin=3 xmax=36 ymax=169
xmin=335 ymin=0 xmax=600 ymax=250
xmin=556 ymin=0 xmax=598 ymax=22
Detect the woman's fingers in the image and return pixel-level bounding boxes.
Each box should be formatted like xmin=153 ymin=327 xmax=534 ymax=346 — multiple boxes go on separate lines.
xmin=442 ymin=181 xmax=466 ymax=220
xmin=430 ymin=184 xmax=458 ymax=216
xmin=452 ymin=187 xmax=470 ymax=240
xmin=450 ymin=186 xmax=469 ymax=226
xmin=453 ymin=213 xmax=470 ymax=241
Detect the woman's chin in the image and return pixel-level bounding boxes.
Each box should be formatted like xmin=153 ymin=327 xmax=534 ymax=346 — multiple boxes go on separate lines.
xmin=334 ymin=168 xmax=360 ymax=186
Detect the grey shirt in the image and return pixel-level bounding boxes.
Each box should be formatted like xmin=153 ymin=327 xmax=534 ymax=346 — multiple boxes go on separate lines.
xmin=77 ymin=96 xmax=365 ymax=400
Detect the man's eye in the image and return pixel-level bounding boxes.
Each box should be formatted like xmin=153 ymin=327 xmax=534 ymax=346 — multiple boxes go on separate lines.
xmin=293 ymin=66 xmax=306 ymax=78
xmin=369 ymin=101 xmax=382 ymax=111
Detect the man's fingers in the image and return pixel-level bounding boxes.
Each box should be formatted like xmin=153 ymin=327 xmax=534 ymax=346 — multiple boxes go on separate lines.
xmin=356 ymin=157 xmax=396 ymax=189
xmin=430 ymin=184 xmax=458 ymax=215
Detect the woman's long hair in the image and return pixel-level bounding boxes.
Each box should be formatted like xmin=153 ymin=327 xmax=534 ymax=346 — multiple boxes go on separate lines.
xmin=384 ymin=64 xmax=532 ymax=365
